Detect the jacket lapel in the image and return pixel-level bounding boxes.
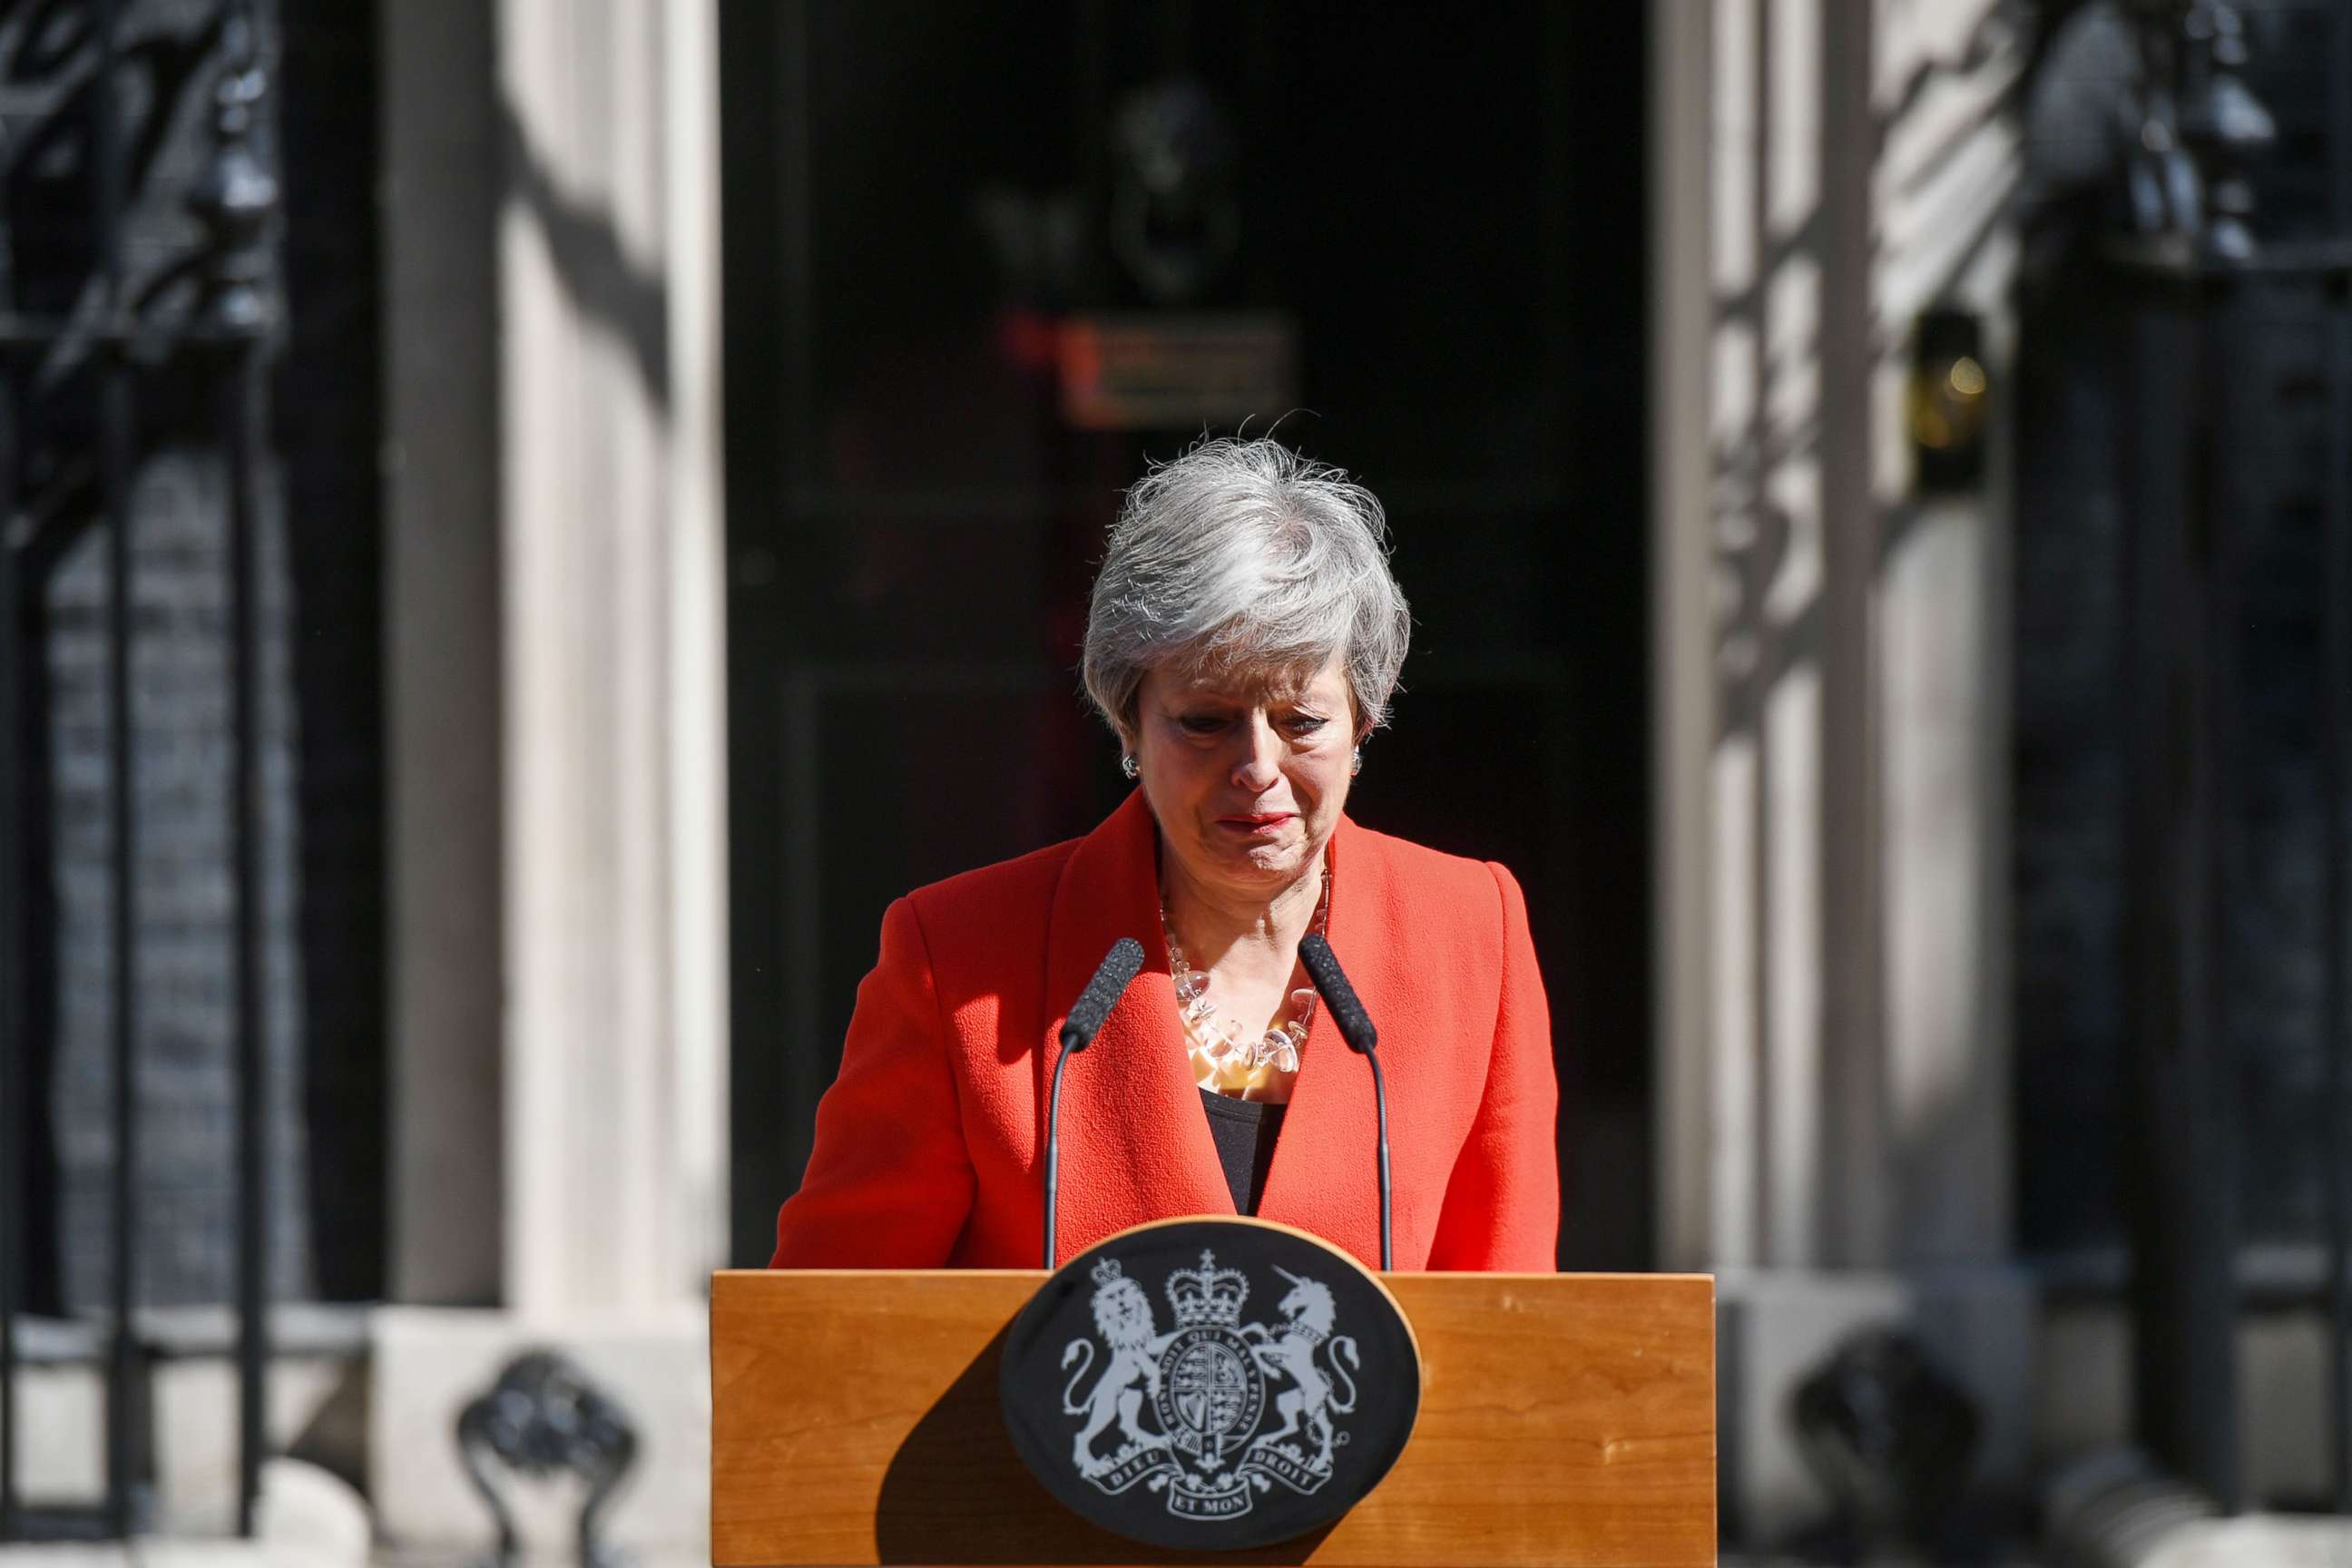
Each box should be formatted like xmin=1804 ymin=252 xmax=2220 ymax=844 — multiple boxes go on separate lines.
xmin=1039 ymin=790 xmax=1235 ymax=1257
xmin=1257 ymin=814 xmax=1393 ymax=1268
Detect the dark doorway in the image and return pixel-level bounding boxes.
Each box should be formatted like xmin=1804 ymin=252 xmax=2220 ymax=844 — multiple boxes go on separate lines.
xmin=720 ymin=1 xmax=1651 ymax=1271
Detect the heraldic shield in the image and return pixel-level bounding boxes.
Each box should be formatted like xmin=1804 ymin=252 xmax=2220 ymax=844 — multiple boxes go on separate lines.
xmin=999 ymin=1217 xmax=1422 ymax=1551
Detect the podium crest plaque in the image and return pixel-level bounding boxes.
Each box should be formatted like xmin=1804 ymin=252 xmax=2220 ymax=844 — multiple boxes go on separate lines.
xmin=1000 ymin=1218 xmax=1421 ymax=1550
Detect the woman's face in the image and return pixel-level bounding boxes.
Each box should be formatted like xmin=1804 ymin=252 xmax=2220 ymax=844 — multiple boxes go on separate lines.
xmin=1131 ymin=652 xmax=1357 ymax=902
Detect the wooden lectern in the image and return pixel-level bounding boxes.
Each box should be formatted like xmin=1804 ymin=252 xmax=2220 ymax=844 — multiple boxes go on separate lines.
xmin=711 ymin=1268 xmax=1715 ymax=1566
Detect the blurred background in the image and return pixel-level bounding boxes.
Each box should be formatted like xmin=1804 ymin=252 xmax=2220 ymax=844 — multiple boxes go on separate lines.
xmin=0 ymin=0 xmax=2348 ymax=1563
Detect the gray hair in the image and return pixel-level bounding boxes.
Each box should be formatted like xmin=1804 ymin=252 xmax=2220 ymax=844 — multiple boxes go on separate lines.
xmin=1083 ymin=437 xmax=1412 ymax=740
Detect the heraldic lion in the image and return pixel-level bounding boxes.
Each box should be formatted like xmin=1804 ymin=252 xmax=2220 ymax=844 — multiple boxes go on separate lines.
xmin=1061 ymin=1262 xmax=1176 ymax=1476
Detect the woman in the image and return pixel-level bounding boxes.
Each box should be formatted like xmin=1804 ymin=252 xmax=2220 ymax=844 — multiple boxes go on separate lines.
xmin=769 ymin=437 xmax=1557 ymax=1273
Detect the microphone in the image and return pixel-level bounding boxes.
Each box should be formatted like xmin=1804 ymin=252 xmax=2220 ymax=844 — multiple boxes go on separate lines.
xmin=1044 ymin=937 xmax=1145 ymax=1268
xmin=1061 ymin=937 xmax=1145 ymax=1054
xmin=1299 ymin=934 xmax=1393 ymax=1271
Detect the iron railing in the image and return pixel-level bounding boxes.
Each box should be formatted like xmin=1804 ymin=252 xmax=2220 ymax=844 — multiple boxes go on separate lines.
xmin=2094 ymin=0 xmax=2352 ymax=1512
xmin=0 ymin=0 xmax=279 ymax=1541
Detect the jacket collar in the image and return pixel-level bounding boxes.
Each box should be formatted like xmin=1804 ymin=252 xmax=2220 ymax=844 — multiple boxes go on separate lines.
xmin=1038 ymin=790 xmax=1396 ymax=1269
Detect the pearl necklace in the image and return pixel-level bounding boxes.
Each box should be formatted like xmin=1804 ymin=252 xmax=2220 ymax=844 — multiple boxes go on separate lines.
xmin=1159 ymin=870 xmax=1329 ymax=1084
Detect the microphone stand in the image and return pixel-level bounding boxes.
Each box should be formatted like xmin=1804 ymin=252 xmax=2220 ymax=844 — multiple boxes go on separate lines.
xmin=1299 ymin=933 xmax=1395 ymax=1271
xmin=1363 ymin=1045 xmax=1393 ymax=1272
xmin=1044 ymin=937 xmax=1145 ymax=1269
xmin=1044 ymin=1046 xmax=1077 ymax=1269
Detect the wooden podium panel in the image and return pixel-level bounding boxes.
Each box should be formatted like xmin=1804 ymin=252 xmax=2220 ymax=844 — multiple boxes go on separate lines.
xmin=711 ymin=1269 xmax=1714 ymax=1567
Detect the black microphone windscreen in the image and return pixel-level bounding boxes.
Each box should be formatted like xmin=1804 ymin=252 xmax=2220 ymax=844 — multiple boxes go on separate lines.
xmin=1061 ymin=936 xmax=1145 ymax=1052
xmin=1298 ymin=933 xmax=1378 ymax=1054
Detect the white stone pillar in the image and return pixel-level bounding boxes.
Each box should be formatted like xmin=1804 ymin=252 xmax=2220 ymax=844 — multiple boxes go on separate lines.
xmin=373 ymin=5 xmax=728 ymax=1557
xmin=664 ymin=0 xmax=731 ymax=1308
xmin=1651 ymin=0 xmax=2024 ymax=1280
xmin=1651 ymin=0 xmax=1718 ymax=1277
xmin=497 ymin=0 xmax=728 ymax=1318
xmin=1651 ymin=0 xmax=2034 ymax=1534
xmin=1871 ymin=2 xmax=2023 ymax=1267
xmin=383 ymin=0 xmax=503 ymax=1308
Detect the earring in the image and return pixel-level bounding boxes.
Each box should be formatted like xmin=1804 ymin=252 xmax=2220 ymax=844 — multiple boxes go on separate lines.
xmin=1121 ymin=754 xmax=1140 ymax=779
xmin=1350 ymin=747 xmax=1363 ymax=777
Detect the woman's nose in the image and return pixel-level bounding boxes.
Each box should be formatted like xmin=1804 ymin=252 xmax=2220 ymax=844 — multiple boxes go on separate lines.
xmin=1230 ymin=716 xmax=1282 ymax=789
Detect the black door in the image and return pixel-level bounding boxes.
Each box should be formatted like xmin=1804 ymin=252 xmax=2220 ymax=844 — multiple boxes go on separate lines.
xmin=721 ymin=0 xmax=1650 ymax=1270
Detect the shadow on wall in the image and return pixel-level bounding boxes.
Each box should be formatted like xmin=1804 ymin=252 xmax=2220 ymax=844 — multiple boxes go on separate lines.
xmin=496 ymin=95 xmax=671 ymax=414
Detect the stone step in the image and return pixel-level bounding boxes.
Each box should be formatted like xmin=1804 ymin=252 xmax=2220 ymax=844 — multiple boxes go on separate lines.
xmin=0 ymin=1457 xmax=368 ymax=1567
xmin=5 ymin=1351 xmax=362 ymax=1530
xmin=7 ymin=1306 xmax=369 ymax=1367
xmin=0 ymin=1544 xmax=268 ymax=1567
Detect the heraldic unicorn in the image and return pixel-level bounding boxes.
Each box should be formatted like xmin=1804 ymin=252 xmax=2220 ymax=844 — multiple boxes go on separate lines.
xmin=1057 ymin=1250 xmax=1365 ymax=1519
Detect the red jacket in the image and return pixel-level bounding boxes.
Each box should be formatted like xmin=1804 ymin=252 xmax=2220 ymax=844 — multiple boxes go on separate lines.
xmin=769 ymin=790 xmax=1560 ymax=1272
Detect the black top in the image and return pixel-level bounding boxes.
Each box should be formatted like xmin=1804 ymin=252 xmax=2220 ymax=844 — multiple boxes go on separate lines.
xmin=1197 ymin=1086 xmax=1287 ymax=1216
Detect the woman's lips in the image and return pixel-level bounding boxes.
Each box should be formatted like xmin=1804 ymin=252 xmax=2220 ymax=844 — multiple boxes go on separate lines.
xmin=1218 ymin=812 xmax=1295 ymax=835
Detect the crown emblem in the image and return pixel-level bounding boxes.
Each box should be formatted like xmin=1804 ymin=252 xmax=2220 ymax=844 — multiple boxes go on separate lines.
xmin=1165 ymin=1250 xmax=1249 ymax=1328
xmin=1090 ymin=1255 xmax=1127 ymax=1289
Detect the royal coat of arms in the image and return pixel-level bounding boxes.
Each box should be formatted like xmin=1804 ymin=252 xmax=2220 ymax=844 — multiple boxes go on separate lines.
xmin=1056 ymin=1250 xmax=1363 ymax=1519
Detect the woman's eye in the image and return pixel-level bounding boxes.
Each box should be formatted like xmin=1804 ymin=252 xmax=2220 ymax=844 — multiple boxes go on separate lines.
xmin=1179 ymin=714 xmax=1228 ymax=735
xmin=1284 ymin=714 xmax=1328 ymax=736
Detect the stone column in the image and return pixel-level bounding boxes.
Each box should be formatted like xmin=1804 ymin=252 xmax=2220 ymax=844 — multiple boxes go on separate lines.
xmin=384 ymin=0 xmax=504 ymax=1309
xmin=1650 ymin=0 xmax=2031 ymax=1537
xmin=1650 ymin=0 xmax=1719 ymax=1277
xmin=373 ymin=0 xmax=730 ymax=1553
xmin=1651 ymin=0 xmax=2022 ymax=1284
xmin=496 ymin=0 xmax=729 ymax=1317
xmin=1870 ymin=4 xmax=2021 ymax=1269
